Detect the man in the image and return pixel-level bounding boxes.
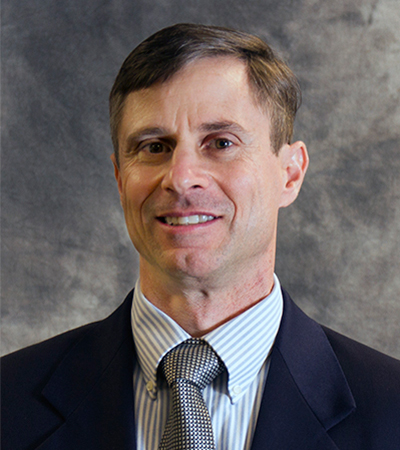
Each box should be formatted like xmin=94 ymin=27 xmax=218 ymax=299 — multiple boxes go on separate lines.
xmin=2 ymin=23 xmax=400 ymax=450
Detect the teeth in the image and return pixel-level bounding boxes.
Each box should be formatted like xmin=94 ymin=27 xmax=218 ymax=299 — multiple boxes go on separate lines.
xmin=164 ymin=215 xmax=216 ymax=226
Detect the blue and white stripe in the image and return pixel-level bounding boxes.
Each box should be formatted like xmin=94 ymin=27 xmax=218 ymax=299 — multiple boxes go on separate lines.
xmin=132 ymin=274 xmax=283 ymax=450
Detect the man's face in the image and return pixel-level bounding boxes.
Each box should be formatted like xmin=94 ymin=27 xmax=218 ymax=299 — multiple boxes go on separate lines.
xmin=113 ymin=57 xmax=306 ymax=286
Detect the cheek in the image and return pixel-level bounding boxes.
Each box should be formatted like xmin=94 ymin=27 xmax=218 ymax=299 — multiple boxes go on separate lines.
xmin=220 ymin=170 xmax=260 ymax=228
xmin=120 ymin=175 xmax=148 ymax=219
xmin=228 ymin=164 xmax=269 ymax=203
xmin=122 ymin=169 xmax=165 ymax=229
xmin=230 ymin=166 xmax=282 ymax=224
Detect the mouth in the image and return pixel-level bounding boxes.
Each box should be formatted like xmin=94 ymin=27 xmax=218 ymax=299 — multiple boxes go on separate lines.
xmin=158 ymin=214 xmax=218 ymax=226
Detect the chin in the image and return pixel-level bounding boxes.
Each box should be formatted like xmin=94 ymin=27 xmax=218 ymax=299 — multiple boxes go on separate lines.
xmin=162 ymin=249 xmax=222 ymax=281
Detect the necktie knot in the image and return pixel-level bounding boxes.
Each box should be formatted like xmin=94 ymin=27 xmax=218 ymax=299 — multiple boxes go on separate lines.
xmin=160 ymin=338 xmax=224 ymax=391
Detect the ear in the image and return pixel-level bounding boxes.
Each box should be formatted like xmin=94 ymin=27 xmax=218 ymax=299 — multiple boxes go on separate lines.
xmin=279 ymin=141 xmax=309 ymax=208
xmin=110 ymin=153 xmax=123 ymax=200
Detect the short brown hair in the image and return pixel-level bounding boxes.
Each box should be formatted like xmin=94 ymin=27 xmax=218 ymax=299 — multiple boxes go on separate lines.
xmin=109 ymin=23 xmax=301 ymax=165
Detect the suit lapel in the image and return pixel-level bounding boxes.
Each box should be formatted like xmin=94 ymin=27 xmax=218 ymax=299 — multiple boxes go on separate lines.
xmin=37 ymin=291 xmax=137 ymax=450
xmin=251 ymin=290 xmax=356 ymax=450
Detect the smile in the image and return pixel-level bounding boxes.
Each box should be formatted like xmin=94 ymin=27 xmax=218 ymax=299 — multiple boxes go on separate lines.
xmin=161 ymin=215 xmax=217 ymax=226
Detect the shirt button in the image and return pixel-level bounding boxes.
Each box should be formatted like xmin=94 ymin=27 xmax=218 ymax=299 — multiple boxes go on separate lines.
xmin=146 ymin=381 xmax=154 ymax=392
xmin=233 ymin=385 xmax=242 ymax=395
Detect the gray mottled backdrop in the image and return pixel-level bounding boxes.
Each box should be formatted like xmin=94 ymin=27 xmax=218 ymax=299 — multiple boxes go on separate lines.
xmin=2 ymin=0 xmax=399 ymax=358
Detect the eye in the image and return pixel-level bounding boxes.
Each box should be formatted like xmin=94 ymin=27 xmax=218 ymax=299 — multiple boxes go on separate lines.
xmin=147 ymin=142 xmax=168 ymax=154
xmin=133 ymin=140 xmax=172 ymax=164
xmin=214 ymin=138 xmax=233 ymax=149
xmin=138 ymin=140 xmax=172 ymax=156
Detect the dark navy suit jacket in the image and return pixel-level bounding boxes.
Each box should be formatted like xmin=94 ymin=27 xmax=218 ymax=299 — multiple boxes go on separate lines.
xmin=2 ymin=289 xmax=400 ymax=449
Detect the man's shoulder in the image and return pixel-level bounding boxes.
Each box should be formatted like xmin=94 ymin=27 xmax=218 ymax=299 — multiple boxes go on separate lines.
xmin=281 ymin=288 xmax=400 ymax=379
xmin=323 ymin=324 xmax=400 ymax=367
xmin=322 ymin=325 xmax=400 ymax=396
xmin=1 ymin=322 xmax=97 ymax=379
xmin=1 ymin=290 xmax=134 ymax=390
xmin=6 ymin=323 xmax=99 ymax=360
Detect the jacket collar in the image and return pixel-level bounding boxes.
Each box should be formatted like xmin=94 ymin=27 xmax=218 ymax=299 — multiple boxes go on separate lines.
xmin=251 ymin=289 xmax=356 ymax=450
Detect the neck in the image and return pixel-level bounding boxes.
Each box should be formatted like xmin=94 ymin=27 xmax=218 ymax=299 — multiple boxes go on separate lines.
xmin=139 ymin=262 xmax=275 ymax=337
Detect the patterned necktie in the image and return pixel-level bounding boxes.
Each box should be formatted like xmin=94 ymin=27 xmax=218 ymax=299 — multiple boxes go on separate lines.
xmin=158 ymin=338 xmax=225 ymax=450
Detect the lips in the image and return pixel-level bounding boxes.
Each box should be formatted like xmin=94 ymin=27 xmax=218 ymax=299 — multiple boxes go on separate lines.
xmin=160 ymin=214 xmax=217 ymax=226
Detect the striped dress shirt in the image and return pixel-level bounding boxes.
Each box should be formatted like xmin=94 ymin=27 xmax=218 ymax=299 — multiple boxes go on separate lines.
xmin=131 ymin=274 xmax=283 ymax=450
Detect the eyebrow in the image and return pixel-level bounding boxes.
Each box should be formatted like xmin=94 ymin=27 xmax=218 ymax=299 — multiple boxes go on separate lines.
xmin=198 ymin=121 xmax=248 ymax=135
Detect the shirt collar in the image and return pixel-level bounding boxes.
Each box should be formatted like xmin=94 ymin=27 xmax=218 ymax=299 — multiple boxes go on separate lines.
xmin=131 ymin=276 xmax=283 ymax=403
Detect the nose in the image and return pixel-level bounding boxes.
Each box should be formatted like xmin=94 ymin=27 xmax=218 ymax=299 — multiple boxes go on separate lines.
xmin=161 ymin=145 xmax=210 ymax=195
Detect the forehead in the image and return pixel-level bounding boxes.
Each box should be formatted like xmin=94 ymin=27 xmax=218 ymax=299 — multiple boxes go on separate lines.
xmin=118 ymin=56 xmax=269 ymax=137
